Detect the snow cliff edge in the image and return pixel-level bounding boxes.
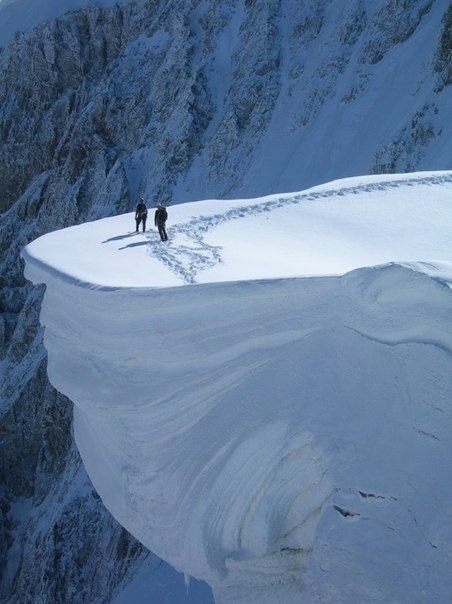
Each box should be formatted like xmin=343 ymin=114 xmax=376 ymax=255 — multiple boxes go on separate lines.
xmin=22 ymin=174 xmax=452 ymax=602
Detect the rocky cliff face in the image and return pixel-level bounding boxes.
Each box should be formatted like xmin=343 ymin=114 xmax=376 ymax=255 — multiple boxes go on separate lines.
xmin=0 ymin=0 xmax=450 ymax=601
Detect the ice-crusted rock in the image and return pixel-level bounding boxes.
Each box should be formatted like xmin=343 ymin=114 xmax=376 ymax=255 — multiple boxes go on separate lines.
xmin=433 ymin=4 xmax=452 ymax=90
xmin=1 ymin=0 xmax=451 ymax=213
xmin=371 ymin=102 xmax=443 ymax=173
xmin=0 ymin=270 xmax=152 ymax=602
xmin=1 ymin=0 xmax=452 ymax=601
xmin=362 ymin=0 xmax=434 ymax=65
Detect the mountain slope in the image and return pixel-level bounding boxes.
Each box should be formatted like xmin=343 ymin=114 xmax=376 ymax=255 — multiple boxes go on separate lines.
xmin=23 ymin=173 xmax=452 ymax=602
xmin=0 ymin=0 xmax=118 ymax=47
xmin=1 ymin=0 xmax=451 ymax=214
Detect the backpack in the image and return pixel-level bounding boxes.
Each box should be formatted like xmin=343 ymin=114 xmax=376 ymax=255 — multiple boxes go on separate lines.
xmin=156 ymin=207 xmax=167 ymax=223
xmin=136 ymin=202 xmax=147 ymax=217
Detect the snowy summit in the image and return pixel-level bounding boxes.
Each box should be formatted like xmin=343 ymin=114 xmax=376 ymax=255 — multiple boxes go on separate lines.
xmin=24 ymin=172 xmax=452 ymax=288
xmin=23 ymin=172 xmax=452 ymax=602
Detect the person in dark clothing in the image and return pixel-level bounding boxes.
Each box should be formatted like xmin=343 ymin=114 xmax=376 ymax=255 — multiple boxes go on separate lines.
xmin=155 ymin=205 xmax=168 ymax=241
xmin=135 ymin=198 xmax=148 ymax=232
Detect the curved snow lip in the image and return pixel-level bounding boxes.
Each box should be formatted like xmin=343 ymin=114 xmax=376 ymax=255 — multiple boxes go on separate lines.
xmin=22 ymin=173 xmax=452 ymax=602
xmin=22 ymin=171 xmax=452 ymax=290
xmin=23 ymin=260 xmax=452 ymax=602
xmin=21 ymin=247 xmax=136 ymax=293
xmin=20 ymin=246 xmax=452 ymax=297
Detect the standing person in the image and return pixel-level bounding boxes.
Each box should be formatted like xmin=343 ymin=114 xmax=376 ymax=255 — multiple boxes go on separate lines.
xmin=135 ymin=198 xmax=148 ymax=232
xmin=155 ymin=204 xmax=168 ymax=241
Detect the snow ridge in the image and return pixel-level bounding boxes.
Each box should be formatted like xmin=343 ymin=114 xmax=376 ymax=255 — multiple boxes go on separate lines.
xmin=22 ymin=174 xmax=452 ymax=603
xmin=149 ymin=173 xmax=452 ymax=284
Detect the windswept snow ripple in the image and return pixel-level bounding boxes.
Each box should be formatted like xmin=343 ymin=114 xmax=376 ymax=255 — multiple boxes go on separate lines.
xmin=23 ymin=261 xmax=452 ymax=602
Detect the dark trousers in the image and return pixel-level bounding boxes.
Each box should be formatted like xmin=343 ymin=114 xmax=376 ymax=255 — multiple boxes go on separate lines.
xmin=136 ymin=216 xmax=146 ymax=232
xmin=157 ymin=223 xmax=167 ymax=241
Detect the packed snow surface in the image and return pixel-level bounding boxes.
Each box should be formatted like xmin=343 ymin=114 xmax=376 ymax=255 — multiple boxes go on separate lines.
xmin=24 ymin=172 xmax=452 ymax=289
xmin=23 ymin=173 xmax=452 ymax=602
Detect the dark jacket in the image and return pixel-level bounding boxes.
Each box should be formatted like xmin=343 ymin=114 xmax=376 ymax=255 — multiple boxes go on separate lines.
xmin=135 ymin=202 xmax=147 ymax=218
xmin=154 ymin=207 xmax=168 ymax=225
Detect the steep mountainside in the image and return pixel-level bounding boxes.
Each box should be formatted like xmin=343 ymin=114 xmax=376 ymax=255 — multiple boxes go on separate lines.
xmin=0 ymin=0 xmax=117 ymax=47
xmin=0 ymin=0 xmax=451 ymax=601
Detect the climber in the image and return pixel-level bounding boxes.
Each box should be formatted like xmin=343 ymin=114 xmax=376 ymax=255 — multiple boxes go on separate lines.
xmin=155 ymin=204 xmax=168 ymax=242
xmin=135 ymin=198 xmax=148 ymax=232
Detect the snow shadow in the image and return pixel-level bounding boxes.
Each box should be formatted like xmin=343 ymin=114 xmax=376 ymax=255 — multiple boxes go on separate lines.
xmin=102 ymin=232 xmax=138 ymax=243
xmin=118 ymin=241 xmax=149 ymax=250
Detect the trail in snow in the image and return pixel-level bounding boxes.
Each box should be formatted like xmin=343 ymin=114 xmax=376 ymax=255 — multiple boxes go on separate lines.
xmin=147 ymin=173 xmax=452 ymax=284
xmin=22 ymin=171 xmax=452 ymax=290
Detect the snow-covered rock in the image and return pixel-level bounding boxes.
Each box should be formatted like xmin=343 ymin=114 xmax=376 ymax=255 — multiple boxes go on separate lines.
xmin=0 ymin=0 xmax=120 ymax=47
xmin=23 ymin=173 xmax=452 ymax=602
xmin=1 ymin=0 xmax=451 ymax=215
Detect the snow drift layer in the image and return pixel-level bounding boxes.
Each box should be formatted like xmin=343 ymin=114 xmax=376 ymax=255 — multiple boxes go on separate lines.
xmin=23 ymin=173 xmax=452 ymax=602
